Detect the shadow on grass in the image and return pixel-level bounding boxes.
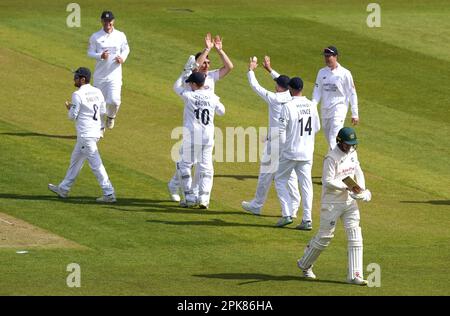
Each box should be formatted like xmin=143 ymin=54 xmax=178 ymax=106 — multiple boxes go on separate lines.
xmin=1 ymin=132 xmax=76 ymax=139
xmin=400 ymin=200 xmax=450 ymax=206
xmin=147 ymin=218 xmax=299 ymax=230
xmin=214 ymin=174 xmax=258 ymax=181
xmin=0 ymin=194 xmax=293 ymax=219
xmin=193 ymin=273 xmax=348 ymax=286
xmin=312 ymin=176 xmax=322 ymax=186
xmin=112 ymin=206 xmax=251 ymax=216
xmin=0 ymin=193 xmax=279 ymax=217
xmin=0 ymin=193 xmax=176 ymax=207
xmin=214 ymin=174 xmax=322 ymax=186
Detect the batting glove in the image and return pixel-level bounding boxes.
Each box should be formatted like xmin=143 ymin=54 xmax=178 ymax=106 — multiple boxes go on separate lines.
xmin=184 ymin=55 xmax=198 ymax=72
xmin=350 ymin=189 xmax=372 ymax=202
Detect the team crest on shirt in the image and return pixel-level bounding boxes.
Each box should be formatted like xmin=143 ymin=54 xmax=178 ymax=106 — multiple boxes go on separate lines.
xmin=322 ymin=76 xmax=326 ymax=79
xmin=351 ymin=157 xmax=355 ymax=162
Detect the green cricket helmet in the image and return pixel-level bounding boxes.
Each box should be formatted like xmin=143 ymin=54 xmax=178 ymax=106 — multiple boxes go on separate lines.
xmin=336 ymin=127 xmax=358 ymax=145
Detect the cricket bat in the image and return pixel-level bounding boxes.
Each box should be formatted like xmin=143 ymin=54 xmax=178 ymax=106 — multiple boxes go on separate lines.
xmin=342 ymin=176 xmax=362 ymax=191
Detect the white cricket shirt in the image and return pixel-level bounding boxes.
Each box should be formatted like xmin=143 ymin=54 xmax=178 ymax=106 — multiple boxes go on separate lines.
xmin=204 ymin=69 xmax=220 ymax=92
xmin=174 ymin=75 xmax=225 ymax=145
xmin=321 ymin=146 xmax=366 ymax=203
xmin=88 ymin=28 xmax=130 ymax=82
xmin=69 ymin=84 xmax=106 ymax=138
xmin=279 ymin=96 xmax=320 ymax=161
xmin=247 ymin=70 xmax=292 ymax=137
xmin=312 ymin=62 xmax=358 ymax=119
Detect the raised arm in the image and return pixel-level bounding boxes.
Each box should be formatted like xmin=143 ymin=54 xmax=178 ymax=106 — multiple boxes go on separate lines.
xmin=214 ymin=35 xmax=234 ymax=79
xmin=195 ymin=33 xmax=214 ymax=71
xmin=173 ymin=73 xmax=186 ymax=96
xmin=262 ymin=56 xmax=280 ymax=79
xmin=247 ymin=57 xmax=275 ymax=104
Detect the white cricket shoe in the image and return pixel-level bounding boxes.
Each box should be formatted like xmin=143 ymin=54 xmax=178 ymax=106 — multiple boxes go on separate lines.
xmin=297 ymin=260 xmax=316 ymax=279
xmin=96 ymin=194 xmax=117 ymax=203
xmin=106 ymin=117 xmax=115 ymax=129
xmin=241 ymin=201 xmax=261 ymax=215
xmin=347 ymin=277 xmax=368 ymax=286
xmin=48 ymin=184 xmax=68 ymax=198
xmin=276 ymin=216 xmax=293 ymax=227
xmin=100 ymin=127 xmax=105 ymax=138
xmin=167 ymin=183 xmax=181 ymax=202
xmin=199 ymin=202 xmax=209 ymax=209
xmin=198 ymin=196 xmax=209 ymax=209
xmin=296 ymin=220 xmax=313 ymax=231
xmin=185 ymin=194 xmax=198 ymax=208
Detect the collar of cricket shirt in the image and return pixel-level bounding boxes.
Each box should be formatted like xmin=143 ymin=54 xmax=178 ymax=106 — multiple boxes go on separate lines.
xmin=328 ymin=62 xmax=341 ymax=72
xmin=101 ymin=28 xmax=115 ymax=36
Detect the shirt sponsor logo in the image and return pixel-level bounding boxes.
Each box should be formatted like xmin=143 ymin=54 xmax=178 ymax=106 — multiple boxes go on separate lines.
xmin=323 ymin=83 xmax=338 ymax=92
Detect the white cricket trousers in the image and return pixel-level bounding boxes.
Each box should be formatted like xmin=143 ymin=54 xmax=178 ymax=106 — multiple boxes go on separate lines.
xmin=59 ymin=137 xmax=115 ymax=196
xmin=95 ymin=79 xmax=122 ymax=118
xmin=322 ymin=116 xmax=345 ymax=150
xmin=252 ymin=140 xmax=300 ymax=212
xmin=299 ymin=200 xmax=364 ymax=280
xmin=178 ymin=143 xmax=214 ymax=204
xmin=169 ymin=146 xmax=200 ymax=197
xmin=275 ymin=158 xmax=313 ymax=220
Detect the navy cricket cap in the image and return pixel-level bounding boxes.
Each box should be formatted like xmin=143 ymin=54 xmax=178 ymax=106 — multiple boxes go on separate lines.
xmin=185 ymin=72 xmax=206 ymax=85
xmin=73 ymin=67 xmax=91 ymax=81
xmin=323 ymin=46 xmax=338 ymax=56
xmin=288 ymin=77 xmax=303 ymax=91
xmin=101 ymin=11 xmax=115 ymax=21
xmin=274 ymin=75 xmax=290 ymax=90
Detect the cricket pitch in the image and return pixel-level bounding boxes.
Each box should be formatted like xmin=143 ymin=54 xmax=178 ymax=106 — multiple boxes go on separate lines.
xmin=0 ymin=212 xmax=83 ymax=249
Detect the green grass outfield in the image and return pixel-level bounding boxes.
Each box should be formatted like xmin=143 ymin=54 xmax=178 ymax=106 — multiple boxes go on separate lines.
xmin=0 ymin=0 xmax=449 ymax=295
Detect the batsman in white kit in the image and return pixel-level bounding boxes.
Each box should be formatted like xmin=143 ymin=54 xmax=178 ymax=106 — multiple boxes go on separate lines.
xmin=88 ymin=10 xmax=130 ymax=132
xmin=275 ymin=77 xmax=321 ymax=229
xmin=48 ymin=67 xmax=116 ymax=203
xmin=297 ymin=127 xmax=372 ymax=285
xmin=241 ymin=56 xmax=301 ymax=220
xmin=168 ymin=33 xmax=233 ymax=205
xmin=312 ymin=46 xmax=358 ymax=149
xmin=173 ymin=71 xmax=225 ymax=209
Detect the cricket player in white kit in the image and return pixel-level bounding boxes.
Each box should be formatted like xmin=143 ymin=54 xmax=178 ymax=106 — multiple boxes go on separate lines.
xmin=241 ymin=56 xmax=300 ymax=219
xmin=173 ymin=71 xmax=225 ymax=208
xmin=48 ymin=67 xmax=116 ymax=203
xmin=312 ymin=46 xmax=358 ymax=149
xmin=168 ymin=33 xmax=233 ymax=205
xmin=297 ymin=127 xmax=372 ymax=285
xmin=88 ymin=11 xmax=130 ymax=132
xmin=275 ymin=77 xmax=320 ymax=229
